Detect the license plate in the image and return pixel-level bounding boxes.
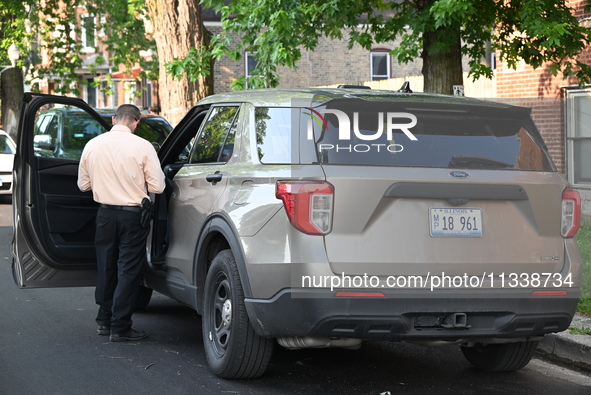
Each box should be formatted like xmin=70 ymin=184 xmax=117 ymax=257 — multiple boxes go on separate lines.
xmin=429 ymin=208 xmax=483 ymax=237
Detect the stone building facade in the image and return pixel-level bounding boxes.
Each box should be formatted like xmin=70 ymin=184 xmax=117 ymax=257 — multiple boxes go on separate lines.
xmin=205 ymin=23 xmax=423 ymax=93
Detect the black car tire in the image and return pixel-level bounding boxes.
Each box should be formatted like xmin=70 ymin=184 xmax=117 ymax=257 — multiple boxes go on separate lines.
xmin=461 ymin=341 xmax=539 ymax=372
xmin=202 ymin=249 xmax=274 ymax=378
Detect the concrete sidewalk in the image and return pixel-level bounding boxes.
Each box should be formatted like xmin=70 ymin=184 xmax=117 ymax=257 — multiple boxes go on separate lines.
xmin=537 ymin=313 xmax=591 ymax=372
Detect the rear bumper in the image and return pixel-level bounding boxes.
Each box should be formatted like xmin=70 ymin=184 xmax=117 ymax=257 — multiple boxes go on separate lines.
xmin=245 ymin=288 xmax=580 ymax=340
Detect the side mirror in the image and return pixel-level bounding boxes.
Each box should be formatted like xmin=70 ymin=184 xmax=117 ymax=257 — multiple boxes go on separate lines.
xmin=33 ymin=135 xmax=55 ymax=150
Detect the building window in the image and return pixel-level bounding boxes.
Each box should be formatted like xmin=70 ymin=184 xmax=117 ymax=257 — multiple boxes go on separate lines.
xmin=245 ymin=52 xmax=258 ymax=77
xmin=100 ymin=80 xmax=116 ymax=107
xmin=124 ymin=81 xmax=139 ymax=105
xmin=86 ymin=78 xmax=97 ymax=107
xmin=370 ymin=51 xmax=391 ymax=81
xmin=80 ymin=14 xmax=96 ymax=53
xmin=245 ymin=52 xmax=258 ymax=88
xmin=566 ymin=89 xmax=591 ymax=186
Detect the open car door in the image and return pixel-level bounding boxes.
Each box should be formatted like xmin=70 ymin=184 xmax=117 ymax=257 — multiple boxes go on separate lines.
xmin=12 ymin=93 xmax=111 ymax=288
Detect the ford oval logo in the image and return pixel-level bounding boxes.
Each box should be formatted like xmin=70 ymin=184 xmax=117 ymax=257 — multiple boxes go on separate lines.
xmin=449 ymin=171 xmax=470 ymax=178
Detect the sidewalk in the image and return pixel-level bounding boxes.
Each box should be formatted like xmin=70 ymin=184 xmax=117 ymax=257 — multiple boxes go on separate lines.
xmin=537 ymin=313 xmax=591 ymax=372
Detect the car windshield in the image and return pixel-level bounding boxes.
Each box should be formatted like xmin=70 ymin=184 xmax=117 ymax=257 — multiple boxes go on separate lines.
xmin=0 ymin=135 xmax=16 ymax=154
xmin=133 ymin=118 xmax=171 ymax=145
xmin=98 ymin=115 xmax=172 ymax=146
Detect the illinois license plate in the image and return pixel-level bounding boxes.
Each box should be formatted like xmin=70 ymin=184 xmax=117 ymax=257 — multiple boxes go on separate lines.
xmin=429 ymin=208 xmax=483 ymax=237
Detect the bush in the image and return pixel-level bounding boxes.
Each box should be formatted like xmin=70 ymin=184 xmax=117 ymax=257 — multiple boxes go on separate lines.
xmin=576 ymin=221 xmax=591 ymax=316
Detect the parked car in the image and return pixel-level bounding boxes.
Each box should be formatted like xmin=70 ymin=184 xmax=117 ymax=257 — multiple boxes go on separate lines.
xmin=0 ymin=129 xmax=16 ymax=195
xmin=12 ymin=89 xmax=582 ymax=379
xmin=32 ymin=105 xmax=172 ymax=160
xmin=93 ymin=107 xmax=173 ymax=148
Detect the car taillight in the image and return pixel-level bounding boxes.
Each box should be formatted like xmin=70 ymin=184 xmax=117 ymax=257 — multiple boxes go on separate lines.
xmin=275 ymin=181 xmax=334 ymax=235
xmin=561 ymin=188 xmax=581 ymax=238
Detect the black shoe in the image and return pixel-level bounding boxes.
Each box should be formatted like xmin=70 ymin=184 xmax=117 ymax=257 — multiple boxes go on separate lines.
xmin=97 ymin=325 xmax=110 ymax=336
xmin=109 ymin=329 xmax=148 ymax=342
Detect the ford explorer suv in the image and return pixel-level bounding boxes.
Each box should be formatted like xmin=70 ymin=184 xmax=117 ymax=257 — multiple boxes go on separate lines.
xmin=12 ymin=89 xmax=582 ymax=379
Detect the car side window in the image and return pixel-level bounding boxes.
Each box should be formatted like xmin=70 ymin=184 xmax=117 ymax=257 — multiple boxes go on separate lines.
xmin=33 ymin=114 xmax=60 ymax=158
xmin=256 ymin=107 xmax=293 ymax=164
xmin=190 ymin=106 xmax=239 ymax=164
xmin=219 ymin=120 xmax=236 ymax=163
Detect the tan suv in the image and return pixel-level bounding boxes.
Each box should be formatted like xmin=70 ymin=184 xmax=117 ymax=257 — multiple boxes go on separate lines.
xmin=13 ymin=89 xmax=582 ymax=379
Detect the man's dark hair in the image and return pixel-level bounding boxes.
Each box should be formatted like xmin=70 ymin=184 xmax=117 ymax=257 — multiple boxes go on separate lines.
xmin=115 ymin=104 xmax=141 ymax=123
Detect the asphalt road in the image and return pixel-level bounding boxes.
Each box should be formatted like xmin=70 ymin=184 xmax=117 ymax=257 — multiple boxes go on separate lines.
xmin=1 ymin=198 xmax=590 ymax=394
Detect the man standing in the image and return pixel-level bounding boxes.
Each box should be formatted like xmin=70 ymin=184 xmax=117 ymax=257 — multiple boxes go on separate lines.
xmin=78 ymin=104 xmax=165 ymax=342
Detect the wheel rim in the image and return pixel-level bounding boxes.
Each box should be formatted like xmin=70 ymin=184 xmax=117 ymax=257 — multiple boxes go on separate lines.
xmin=208 ymin=272 xmax=232 ymax=357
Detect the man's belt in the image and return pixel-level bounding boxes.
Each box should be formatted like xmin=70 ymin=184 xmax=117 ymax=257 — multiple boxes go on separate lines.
xmin=99 ymin=204 xmax=141 ymax=213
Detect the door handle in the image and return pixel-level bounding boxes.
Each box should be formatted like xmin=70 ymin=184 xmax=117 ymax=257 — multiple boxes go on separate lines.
xmin=206 ymin=172 xmax=223 ymax=184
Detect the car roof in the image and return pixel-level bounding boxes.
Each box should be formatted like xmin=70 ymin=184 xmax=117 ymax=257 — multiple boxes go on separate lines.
xmin=196 ymin=87 xmax=529 ymax=113
xmin=91 ymin=108 xmax=169 ymax=121
xmin=40 ymin=106 xmax=171 ymax=122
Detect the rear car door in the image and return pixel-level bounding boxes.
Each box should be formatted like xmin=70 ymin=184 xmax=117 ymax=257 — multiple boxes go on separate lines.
xmin=12 ymin=93 xmax=111 ymax=288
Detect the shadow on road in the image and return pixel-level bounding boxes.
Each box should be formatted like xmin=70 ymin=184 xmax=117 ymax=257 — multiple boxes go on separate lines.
xmin=0 ymin=195 xmax=12 ymax=205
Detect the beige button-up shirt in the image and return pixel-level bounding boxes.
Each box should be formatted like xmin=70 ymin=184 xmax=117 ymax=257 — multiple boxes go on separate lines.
xmin=77 ymin=124 xmax=166 ymax=206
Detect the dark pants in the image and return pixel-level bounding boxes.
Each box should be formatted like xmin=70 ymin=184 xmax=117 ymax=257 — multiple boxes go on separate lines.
xmin=94 ymin=206 xmax=149 ymax=335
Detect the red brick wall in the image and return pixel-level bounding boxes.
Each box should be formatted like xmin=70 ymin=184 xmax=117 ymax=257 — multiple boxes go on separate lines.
xmin=495 ymin=0 xmax=591 ymax=173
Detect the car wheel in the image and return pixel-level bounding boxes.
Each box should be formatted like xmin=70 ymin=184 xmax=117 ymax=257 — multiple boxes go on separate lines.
xmin=461 ymin=341 xmax=539 ymax=372
xmin=202 ymin=249 xmax=274 ymax=378
xmin=135 ymin=285 xmax=153 ymax=311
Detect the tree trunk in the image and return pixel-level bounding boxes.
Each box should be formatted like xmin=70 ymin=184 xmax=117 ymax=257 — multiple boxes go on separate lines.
xmin=422 ymin=26 xmax=463 ymax=95
xmin=146 ymin=0 xmax=214 ymax=126
xmin=1 ymin=67 xmax=24 ymax=142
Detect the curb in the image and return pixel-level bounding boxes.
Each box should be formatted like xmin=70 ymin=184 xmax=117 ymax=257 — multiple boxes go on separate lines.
xmin=536 ymin=313 xmax=591 ymax=372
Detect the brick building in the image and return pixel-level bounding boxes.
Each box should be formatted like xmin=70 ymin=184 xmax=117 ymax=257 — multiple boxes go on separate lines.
xmin=205 ymin=3 xmax=591 ymax=213
xmin=202 ymin=6 xmax=425 ymax=93
xmin=495 ymin=0 xmax=591 ymax=212
xmin=35 ymin=5 xmax=159 ymax=112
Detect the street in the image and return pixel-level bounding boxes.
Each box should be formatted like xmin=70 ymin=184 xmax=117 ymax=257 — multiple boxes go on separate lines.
xmin=0 ymin=198 xmax=590 ymax=394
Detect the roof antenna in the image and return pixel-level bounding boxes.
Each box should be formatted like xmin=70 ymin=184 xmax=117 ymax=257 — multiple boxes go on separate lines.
xmin=398 ymin=81 xmax=412 ymax=93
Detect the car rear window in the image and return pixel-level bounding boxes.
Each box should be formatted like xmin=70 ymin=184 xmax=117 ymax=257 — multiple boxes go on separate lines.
xmin=307 ymin=100 xmax=554 ymax=171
